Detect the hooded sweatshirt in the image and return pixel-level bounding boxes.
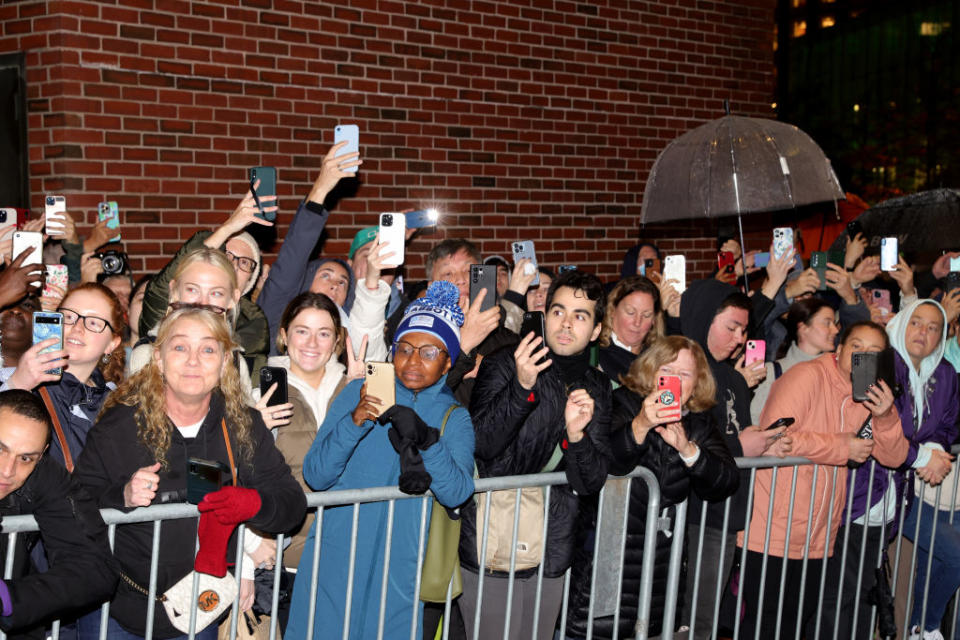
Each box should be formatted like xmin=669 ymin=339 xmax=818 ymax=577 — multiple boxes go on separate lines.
xmin=846 ymin=300 xmax=960 ymax=525
xmin=679 ymin=279 xmax=749 ymax=531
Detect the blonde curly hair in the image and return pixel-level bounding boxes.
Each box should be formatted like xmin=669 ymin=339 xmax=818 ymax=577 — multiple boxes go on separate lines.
xmin=100 ymin=307 xmax=253 ymax=470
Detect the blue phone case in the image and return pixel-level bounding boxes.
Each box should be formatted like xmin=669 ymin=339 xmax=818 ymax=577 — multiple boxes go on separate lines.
xmin=98 ymin=202 xmax=120 ymax=242
xmin=334 ymin=125 xmax=359 ymax=174
xmin=32 ymin=312 xmax=63 ymax=376
xmin=248 ymin=166 xmax=277 ymax=222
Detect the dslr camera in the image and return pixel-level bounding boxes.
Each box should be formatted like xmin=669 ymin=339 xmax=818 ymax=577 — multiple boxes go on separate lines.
xmin=94 ymin=249 xmax=128 ymax=275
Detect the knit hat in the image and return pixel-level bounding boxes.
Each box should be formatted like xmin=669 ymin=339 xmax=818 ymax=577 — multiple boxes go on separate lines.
xmin=394 ymin=281 xmax=464 ymax=362
xmin=228 ymin=231 xmax=262 ymax=297
xmin=349 ymin=226 xmax=378 ymax=259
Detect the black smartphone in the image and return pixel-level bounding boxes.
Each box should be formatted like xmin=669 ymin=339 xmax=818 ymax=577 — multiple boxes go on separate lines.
xmin=558 ymin=264 xmax=577 ymax=274
xmin=851 ymin=352 xmax=880 ymax=403
xmin=847 ymin=219 xmax=864 ymax=239
xmin=764 ymin=417 xmax=795 ymax=431
xmin=186 ymin=457 xmax=229 ymax=504
xmin=469 ymin=264 xmax=498 ymax=313
xmin=259 ymin=366 xmax=288 ymax=406
xmin=248 ymin=166 xmax=277 ymax=221
xmin=521 ymin=311 xmax=545 ymax=342
xmin=945 ymin=272 xmax=960 ymax=298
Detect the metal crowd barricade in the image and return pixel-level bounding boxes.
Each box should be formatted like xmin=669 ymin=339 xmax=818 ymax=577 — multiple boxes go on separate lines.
xmin=2 ymin=450 xmax=959 ymax=640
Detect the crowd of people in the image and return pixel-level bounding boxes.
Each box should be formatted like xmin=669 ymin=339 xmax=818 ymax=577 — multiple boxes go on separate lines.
xmin=0 ymin=141 xmax=959 ymax=640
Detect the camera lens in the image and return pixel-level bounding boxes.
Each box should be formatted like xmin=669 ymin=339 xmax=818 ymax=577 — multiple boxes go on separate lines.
xmin=101 ymin=253 xmax=123 ymax=275
xmin=0 ymin=210 xmax=6 ymax=223
xmin=262 ymin=369 xmax=272 ymax=381
xmin=367 ymin=365 xmax=373 ymax=374
xmin=382 ymin=215 xmax=392 ymax=226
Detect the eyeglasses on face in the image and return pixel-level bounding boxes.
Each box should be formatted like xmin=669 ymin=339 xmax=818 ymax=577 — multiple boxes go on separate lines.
xmin=225 ymin=250 xmax=257 ymax=274
xmin=58 ymin=308 xmax=114 ymax=334
xmin=394 ymin=340 xmax=448 ymax=362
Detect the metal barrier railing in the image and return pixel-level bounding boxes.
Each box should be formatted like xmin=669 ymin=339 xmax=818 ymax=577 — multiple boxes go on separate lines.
xmin=2 ymin=453 xmax=958 ymax=640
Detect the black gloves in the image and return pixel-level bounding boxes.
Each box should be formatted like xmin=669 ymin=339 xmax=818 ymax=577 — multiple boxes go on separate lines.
xmin=378 ymin=405 xmax=440 ymax=450
xmin=386 ymin=429 xmax=433 ymax=495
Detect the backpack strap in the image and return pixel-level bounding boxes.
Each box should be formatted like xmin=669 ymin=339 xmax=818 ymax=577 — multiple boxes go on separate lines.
xmin=38 ymin=386 xmax=73 ymax=473
xmin=220 ymin=418 xmax=238 ymax=486
xmin=773 ymin=361 xmax=783 ymax=380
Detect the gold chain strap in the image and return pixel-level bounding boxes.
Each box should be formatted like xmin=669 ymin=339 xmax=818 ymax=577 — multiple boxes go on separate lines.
xmin=120 ymin=571 xmax=167 ymax=603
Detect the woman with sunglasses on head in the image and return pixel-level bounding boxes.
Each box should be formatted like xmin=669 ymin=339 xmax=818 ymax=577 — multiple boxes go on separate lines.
xmin=1 ymin=283 xmax=125 ymax=469
xmin=137 ymin=187 xmax=273 ymax=364
xmin=286 ymin=281 xmax=475 ymax=640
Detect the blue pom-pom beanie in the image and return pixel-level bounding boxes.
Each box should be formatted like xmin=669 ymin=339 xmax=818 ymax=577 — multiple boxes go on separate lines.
xmin=394 ymin=281 xmax=464 ymax=361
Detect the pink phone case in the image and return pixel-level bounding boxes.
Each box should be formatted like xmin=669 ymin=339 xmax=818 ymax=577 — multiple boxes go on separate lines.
xmin=745 ymin=340 xmax=765 ymax=366
xmin=657 ymin=375 xmax=682 ymax=412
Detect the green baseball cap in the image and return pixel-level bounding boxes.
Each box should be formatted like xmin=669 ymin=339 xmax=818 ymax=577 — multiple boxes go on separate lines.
xmin=348 ymin=226 xmax=378 ymax=259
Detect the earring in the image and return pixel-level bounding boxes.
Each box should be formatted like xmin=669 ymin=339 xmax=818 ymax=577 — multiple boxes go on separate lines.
xmin=102 ymin=352 xmax=111 ymax=364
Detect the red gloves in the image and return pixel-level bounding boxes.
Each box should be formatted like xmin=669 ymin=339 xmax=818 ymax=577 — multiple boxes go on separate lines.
xmin=194 ymin=487 xmax=262 ymax=577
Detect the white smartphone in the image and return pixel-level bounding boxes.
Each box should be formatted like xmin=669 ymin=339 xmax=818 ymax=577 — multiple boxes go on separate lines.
xmin=662 ymin=255 xmax=686 ymax=294
xmin=511 ymin=240 xmax=539 ymax=286
xmin=334 ymin=124 xmax=360 ymax=174
xmin=0 ymin=208 xmax=16 ymax=241
xmin=773 ymin=227 xmax=794 ymax=260
xmin=44 ymin=195 xmax=66 ymax=237
xmin=12 ymin=231 xmax=43 ymax=287
xmin=880 ymin=237 xmax=898 ymax=271
xmin=378 ymin=212 xmax=405 ymax=267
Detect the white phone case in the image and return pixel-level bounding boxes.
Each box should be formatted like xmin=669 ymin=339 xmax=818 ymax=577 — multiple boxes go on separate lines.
xmin=663 ymin=255 xmax=686 ymax=294
xmin=773 ymin=227 xmax=793 ymax=260
xmin=880 ymin=237 xmax=898 ymax=271
xmin=378 ymin=212 xmax=405 ymax=267
xmin=13 ymin=231 xmax=43 ymax=286
xmin=44 ymin=195 xmax=66 ymax=236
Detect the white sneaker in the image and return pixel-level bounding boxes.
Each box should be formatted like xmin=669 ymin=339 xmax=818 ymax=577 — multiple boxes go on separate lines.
xmin=908 ymin=626 xmax=944 ymax=640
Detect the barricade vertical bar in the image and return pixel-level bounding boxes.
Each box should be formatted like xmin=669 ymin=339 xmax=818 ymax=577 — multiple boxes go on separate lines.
xmin=502 ymin=487 xmax=523 ymax=640
xmin=586 ymin=484 xmax=607 ymax=640
xmin=710 ymin=498 xmax=732 ymax=640
xmin=830 ymin=467 xmax=858 ymax=640
xmin=50 ymin=619 xmax=59 ymax=640
xmin=891 ymin=478 xmax=910 ymax=594
xmin=660 ymin=499 xmax=687 ymax=640
xmin=0 ymin=532 xmax=16 ymax=640
xmin=610 ymin=479 xmax=632 ymax=640
xmin=794 ymin=465 xmax=819 ymax=640
xmin=187 ymin=555 xmax=201 ymax=639
xmin=409 ymin=496 xmax=428 ymax=640
xmin=227 ymin=523 xmax=245 ymax=640
xmin=305 ymin=506 xmax=324 ymax=640
xmin=850 ymin=461 xmax=877 ymax=639
xmin=773 ymin=466 xmax=800 ymax=640
xmin=918 ymin=484 xmax=942 ymax=635
xmin=268 ymin=533 xmax=285 ymax=640
xmin=144 ymin=519 xmax=162 ymax=640
xmin=472 ymin=490 xmax=492 ymax=640
xmin=753 ymin=466 xmax=779 ymax=640
xmin=812 ymin=466 xmax=839 ymax=640
xmin=531 ymin=485 xmax=554 ymax=640
xmin=732 ymin=468 xmax=757 ymax=640
xmin=343 ymin=503 xmax=361 ymax=640
xmin=442 ymin=575 xmax=454 ymax=640
xmin=99 ymin=523 xmax=116 ymax=640
xmin=902 ymin=496 xmax=925 ymax=640
xmin=687 ymin=499 xmax=708 ymax=640
xmin=634 ymin=468 xmax=661 ymax=640
xmin=376 ymin=500 xmax=396 ymax=640
xmin=559 ymin=567 xmax=572 ymax=639
xmin=869 ymin=470 xmax=894 ymax=636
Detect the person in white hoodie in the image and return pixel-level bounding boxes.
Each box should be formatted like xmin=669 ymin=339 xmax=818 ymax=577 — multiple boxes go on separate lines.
xmin=253 ymin=291 xmax=364 ymax=566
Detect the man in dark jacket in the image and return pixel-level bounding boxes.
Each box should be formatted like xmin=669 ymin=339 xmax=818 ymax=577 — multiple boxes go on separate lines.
xmin=678 ymin=279 xmax=791 ymax=640
xmin=459 ymin=269 xmax=612 ymax=640
xmin=0 ymin=389 xmax=118 ymax=639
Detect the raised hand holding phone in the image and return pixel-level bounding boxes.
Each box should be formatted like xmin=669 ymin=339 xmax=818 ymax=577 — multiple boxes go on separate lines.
xmin=334 ymin=124 xmax=360 ymax=174
xmin=309 ymin=142 xmax=362 ymax=204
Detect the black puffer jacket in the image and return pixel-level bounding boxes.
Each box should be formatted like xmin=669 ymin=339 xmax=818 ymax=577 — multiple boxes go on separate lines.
xmin=75 ymin=392 xmax=306 ymax=639
xmin=0 ymin=456 xmax=118 ymax=638
xmin=459 ymin=345 xmax=612 ymax=579
xmin=565 ymin=386 xmax=740 ymax=638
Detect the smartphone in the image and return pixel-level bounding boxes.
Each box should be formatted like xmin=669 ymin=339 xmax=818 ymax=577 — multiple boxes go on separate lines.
xmin=186 ymin=457 xmax=229 ymax=504
xmin=96 ymin=201 xmax=121 ymax=242
xmin=847 ymin=219 xmax=864 ymax=239
xmin=406 ymin=208 xmax=439 ymax=228
xmin=511 ymin=241 xmax=539 ymax=286
xmin=378 ymin=212 xmax=406 ymax=267
xmin=662 ymin=255 xmax=686 ymax=294
xmin=43 ymin=264 xmax=68 ymax=298
xmin=0 ymin=208 xmax=17 ymax=241
xmin=639 ymin=257 xmax=660 ymax=277
xmin=44 ymin=195 xmax=66 ymax=237
xmin=657 ymin=375 xmax=682 ymax=415
xmin=745 ymin=339 xmax=765 ymax=366
xmin=520 ymin=311 xmax=545 ymax=343
xmin=248 ymin=166 xmax=277 ymax=222
xmin=773 ymin=227 xmax=794 ymax=260
xmin=869 ymin=288 xmax=892 ymax=317
xmin=364 ymin=361 xmax=395 ymax=417
xmin=469 ymin=264 xmax=498 ymax=313
xmin=334 ymin=124 xmax=360 ymax=173
xmin=558 ymin=264 xmax=577 ymax=274
xmin=753 ymin=252 xmax=770 ymax=268
xmin=259 ymin=366 xmax=288 ymax=407
xmin=880 ymin=237 xmax=898 ymax=271
xmin=945 ymin=272 xmax=960 ymax=298
xmin=32 ymin=311 xmax=63 ymax=376
xmin=810 ymin=251 xmax=829 ymax=290
xmin=12 ymin=231 xmax=43 ymax=286
xmin=949 ymin=256 xmax=960 ymax=273
xmin=717 ymin=251 xmax=735 ymax=275
xmin=764 ymin=417 xmax=795 ymax=431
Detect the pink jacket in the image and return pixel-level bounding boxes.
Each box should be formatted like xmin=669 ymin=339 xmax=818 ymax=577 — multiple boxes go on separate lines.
xmin=740 ymin=353 xmax=908 ymax=559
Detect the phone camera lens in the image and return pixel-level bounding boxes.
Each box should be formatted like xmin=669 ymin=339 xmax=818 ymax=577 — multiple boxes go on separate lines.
xmin=262 ymin=370 xmax=272 ymax=381
xmin=382 ymin=214 xmax=392 ymax=226
xmin=46 ymin=197 xmax=54 ymax=206
xmin=367 ymin=365 xmax=373 ymax=375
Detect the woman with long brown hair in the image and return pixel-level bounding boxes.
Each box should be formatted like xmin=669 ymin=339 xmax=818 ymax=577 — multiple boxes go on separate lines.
xmin=75 ymin=307 xmax=305 ymax=639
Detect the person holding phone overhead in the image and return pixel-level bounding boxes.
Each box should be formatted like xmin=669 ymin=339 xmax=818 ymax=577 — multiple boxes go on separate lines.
xmin=737 ymin=321 xmax=908 ymax=638
xmin=563 ymin=336 xmax=738 ymax=639
xmin=286 ymin=281 xmax=474 ymax=640
xmin=74 ymin=307 xmax=305 ymax=639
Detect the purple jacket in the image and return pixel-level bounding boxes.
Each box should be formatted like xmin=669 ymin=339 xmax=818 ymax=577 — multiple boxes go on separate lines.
xmin=847 ymin=352 xmax=958 ymax=524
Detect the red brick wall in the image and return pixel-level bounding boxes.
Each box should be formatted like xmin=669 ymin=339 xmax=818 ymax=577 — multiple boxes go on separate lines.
xmin=2 ymin=0 xmax=776 ymax=281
